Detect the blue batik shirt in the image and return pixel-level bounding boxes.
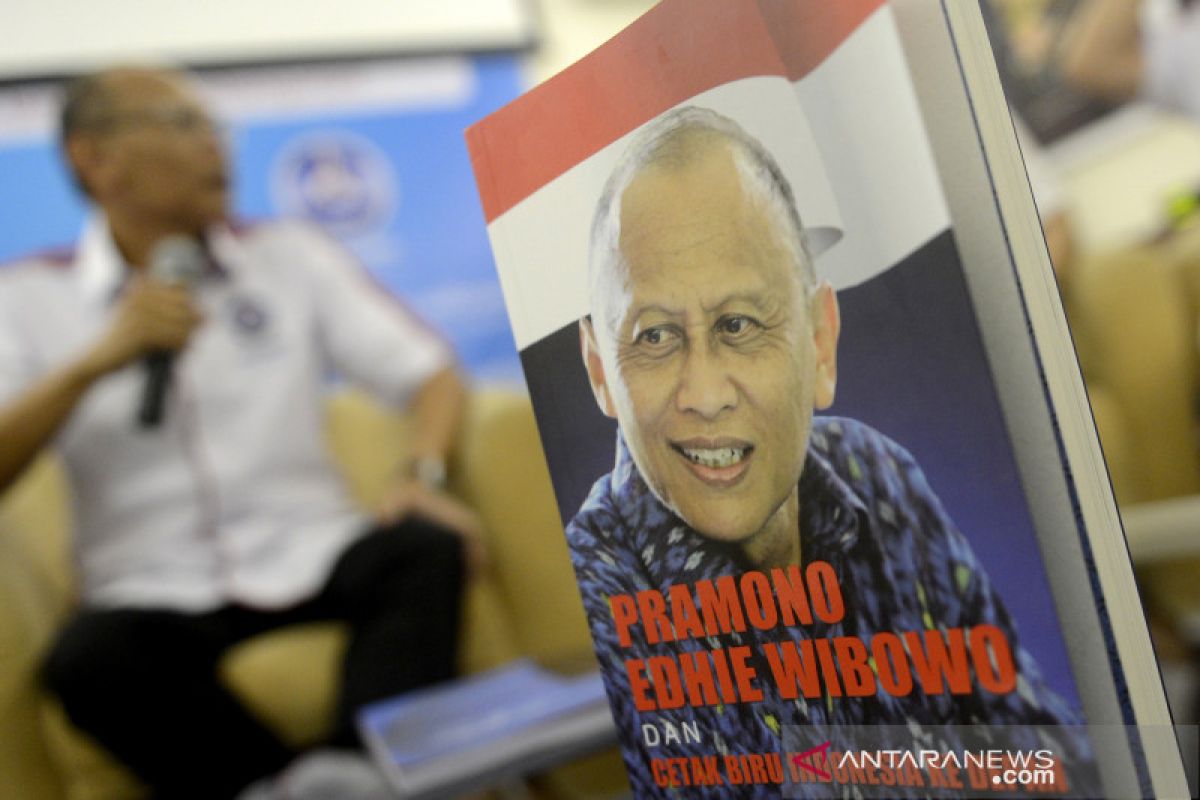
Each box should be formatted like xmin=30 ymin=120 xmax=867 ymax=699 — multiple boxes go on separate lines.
xmin=567 ymin=417 xmax=1090 ymax=798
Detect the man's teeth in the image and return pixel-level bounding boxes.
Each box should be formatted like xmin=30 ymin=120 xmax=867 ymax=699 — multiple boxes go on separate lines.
xmin=682 ymin=446 xmax=747 ymax=468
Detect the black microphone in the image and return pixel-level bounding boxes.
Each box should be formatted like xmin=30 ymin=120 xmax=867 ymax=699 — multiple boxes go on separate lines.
xmin=137 ymin=236 xmax=205 ymax=429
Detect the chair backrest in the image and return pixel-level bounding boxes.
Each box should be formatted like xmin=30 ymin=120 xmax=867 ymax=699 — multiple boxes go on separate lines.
xmin=1072 ymin=240 xmax=1200 ymax=503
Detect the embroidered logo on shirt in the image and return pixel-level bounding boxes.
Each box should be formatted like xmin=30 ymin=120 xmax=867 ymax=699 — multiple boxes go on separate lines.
xmin=228 ymin=295 xmax=269 ymax=337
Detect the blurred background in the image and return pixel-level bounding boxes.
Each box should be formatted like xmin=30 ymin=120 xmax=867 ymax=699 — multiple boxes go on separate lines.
xmin=0 ymin=0 xmax=659 ymax=385
xmin=3 ymin=0 xmax=1200 ymax=797
xmin=981 ymin=0 xmax=1200 ymax=734
xmin=0 ymin=4 xmax=662 ymax=799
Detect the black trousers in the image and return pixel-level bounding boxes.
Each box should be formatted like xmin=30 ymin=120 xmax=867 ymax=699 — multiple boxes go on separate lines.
xmin=42 ymin=517 xmax=465 ymax=800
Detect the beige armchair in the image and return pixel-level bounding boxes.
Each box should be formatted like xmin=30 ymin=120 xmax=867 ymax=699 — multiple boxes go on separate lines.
xmin=1068 ymin=223 xmax=1200 ymax=626
xmin=0 ymin=388 xmax=627 ymax=800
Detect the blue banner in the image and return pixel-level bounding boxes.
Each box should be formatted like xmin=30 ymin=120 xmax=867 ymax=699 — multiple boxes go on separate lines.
xmin=0 ymin=55 xmax=525 ymax=382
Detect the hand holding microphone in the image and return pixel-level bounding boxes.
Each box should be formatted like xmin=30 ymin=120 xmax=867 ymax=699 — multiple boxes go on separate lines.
xmin=82 ymin=236 xmax=206 ymax=427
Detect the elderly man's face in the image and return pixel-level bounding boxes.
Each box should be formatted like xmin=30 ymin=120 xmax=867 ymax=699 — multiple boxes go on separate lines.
xmin=583 ymin=141 xmax=839 ymax=549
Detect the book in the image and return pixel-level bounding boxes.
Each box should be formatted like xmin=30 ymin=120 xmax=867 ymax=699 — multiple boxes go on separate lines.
xmin=465 ymin=1 xmax=1189 ymax=797
xmin=357 ymin=659 xmax=616 ymax=798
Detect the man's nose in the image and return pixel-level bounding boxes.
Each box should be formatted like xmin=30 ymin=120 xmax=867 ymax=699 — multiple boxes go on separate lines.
xmin=674 ymin=342 xmax=737 ymax=419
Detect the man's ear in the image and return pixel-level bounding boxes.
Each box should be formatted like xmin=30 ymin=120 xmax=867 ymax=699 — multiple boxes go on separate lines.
xmin=580 ymin=317 xmax=618 ymax=419
xmin=810 ymin=281 xmax=840 ymax=410
xmin=65 ymin=134 xmax=105 ymax=200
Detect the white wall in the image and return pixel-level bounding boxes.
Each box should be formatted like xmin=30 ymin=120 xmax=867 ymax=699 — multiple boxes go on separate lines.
xmin=0 ymin=0 xmax=659 ymax=84
xmin=0 ymin=0 xmax=535 ymax=80
xmin=524 ymin=0 xmax=656 ymax=85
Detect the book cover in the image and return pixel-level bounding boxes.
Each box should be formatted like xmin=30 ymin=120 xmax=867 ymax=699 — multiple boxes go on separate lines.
xmin=358 ymin=660 xmax=614 ymax=798
xmin=466 ymin=1 xmax=1178 ymax=796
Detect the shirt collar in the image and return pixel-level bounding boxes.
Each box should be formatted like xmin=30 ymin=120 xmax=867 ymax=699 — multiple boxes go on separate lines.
xmin=74 ymin=214 xmax=127 ymax=307
xmin=74 ymin=213 xmax=230 ymax=306
xmin=207 ymin=224 xmax=250 ymax=279
xmin=608 ymin=420 xmax=866 ymax=564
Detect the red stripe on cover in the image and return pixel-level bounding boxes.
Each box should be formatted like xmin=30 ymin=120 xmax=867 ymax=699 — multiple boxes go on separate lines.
xmin=467 ymin=0 xmax=884 ymax=223
xmin=467 ymin=0 xmax=781 ymax=223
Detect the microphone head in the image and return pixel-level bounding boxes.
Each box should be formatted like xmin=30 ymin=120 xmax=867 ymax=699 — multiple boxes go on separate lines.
xmin=148 ymin=236 xmax=206 ymax=287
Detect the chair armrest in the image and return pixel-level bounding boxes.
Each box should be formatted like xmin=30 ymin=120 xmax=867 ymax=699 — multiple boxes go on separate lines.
xmin=452 ymin=391 xmax=595 ymax=666
xmin=0 ymin=532 xmax=69 ymax=800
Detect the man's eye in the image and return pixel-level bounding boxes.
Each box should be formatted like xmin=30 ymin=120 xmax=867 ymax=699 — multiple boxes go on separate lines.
xmin=635 ymin=327 xmax=675 ymax=348
xmin=718 ymin=315 xmax=758 ymax=337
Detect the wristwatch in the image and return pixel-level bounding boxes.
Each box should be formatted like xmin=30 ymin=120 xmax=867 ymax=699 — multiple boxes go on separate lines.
xmin=408 ymin=454 xmax=447 ymax=491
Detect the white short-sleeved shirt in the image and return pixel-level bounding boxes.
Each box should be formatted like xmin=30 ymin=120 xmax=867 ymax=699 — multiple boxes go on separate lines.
xmin=0 ymin=217 xmax=452 ymax=611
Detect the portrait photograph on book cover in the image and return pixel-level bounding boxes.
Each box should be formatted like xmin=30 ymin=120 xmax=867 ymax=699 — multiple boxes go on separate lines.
xmin=464 ymin=0 xmax=1141 ymax=796
xmin=514 ymin=108 xmax=1093 ymax=795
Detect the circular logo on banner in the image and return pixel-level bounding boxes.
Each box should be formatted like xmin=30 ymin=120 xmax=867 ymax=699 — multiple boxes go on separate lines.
xmin=270 ymin=131 xmax=398 ymax=236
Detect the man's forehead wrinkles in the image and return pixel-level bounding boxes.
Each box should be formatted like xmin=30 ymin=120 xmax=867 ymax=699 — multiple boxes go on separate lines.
xmin=624 ymin=303 xmax=683 ymax=325
xmin=619 ymin=219 xmax=726 ymax=259
xmin=701 ymin=289 xmax=777 ymax=315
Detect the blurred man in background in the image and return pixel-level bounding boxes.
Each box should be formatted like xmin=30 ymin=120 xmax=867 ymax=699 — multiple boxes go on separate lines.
xmin=0 ymin=66 xmax=482 ymax=799
xmin=1062 ymin=0 xmax=1200 ymax=120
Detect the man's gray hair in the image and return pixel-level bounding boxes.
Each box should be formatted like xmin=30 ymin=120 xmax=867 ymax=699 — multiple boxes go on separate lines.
xmin=587 ymin=106 xmax=815 ymax=316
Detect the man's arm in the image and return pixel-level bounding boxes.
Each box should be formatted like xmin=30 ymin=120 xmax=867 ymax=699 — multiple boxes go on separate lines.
xmin=1060 ymin=0 xmax=1145 ymax=102
xmin=0 ymin=359 xmax=103 ymax=492
xmin=292 ymin=225 xmax=487 ymax=569
xmin=403 ymin=365 xmax=467 ymax=475
xmin=0 ymin=279 xmax=201 ymax=493
xmin=375 ymin=365 xmax=487 ymax=574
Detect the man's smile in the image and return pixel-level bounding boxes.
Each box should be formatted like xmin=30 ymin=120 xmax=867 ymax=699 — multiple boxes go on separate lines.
xmin=670 ymin=437 xmax=754 ymax=486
